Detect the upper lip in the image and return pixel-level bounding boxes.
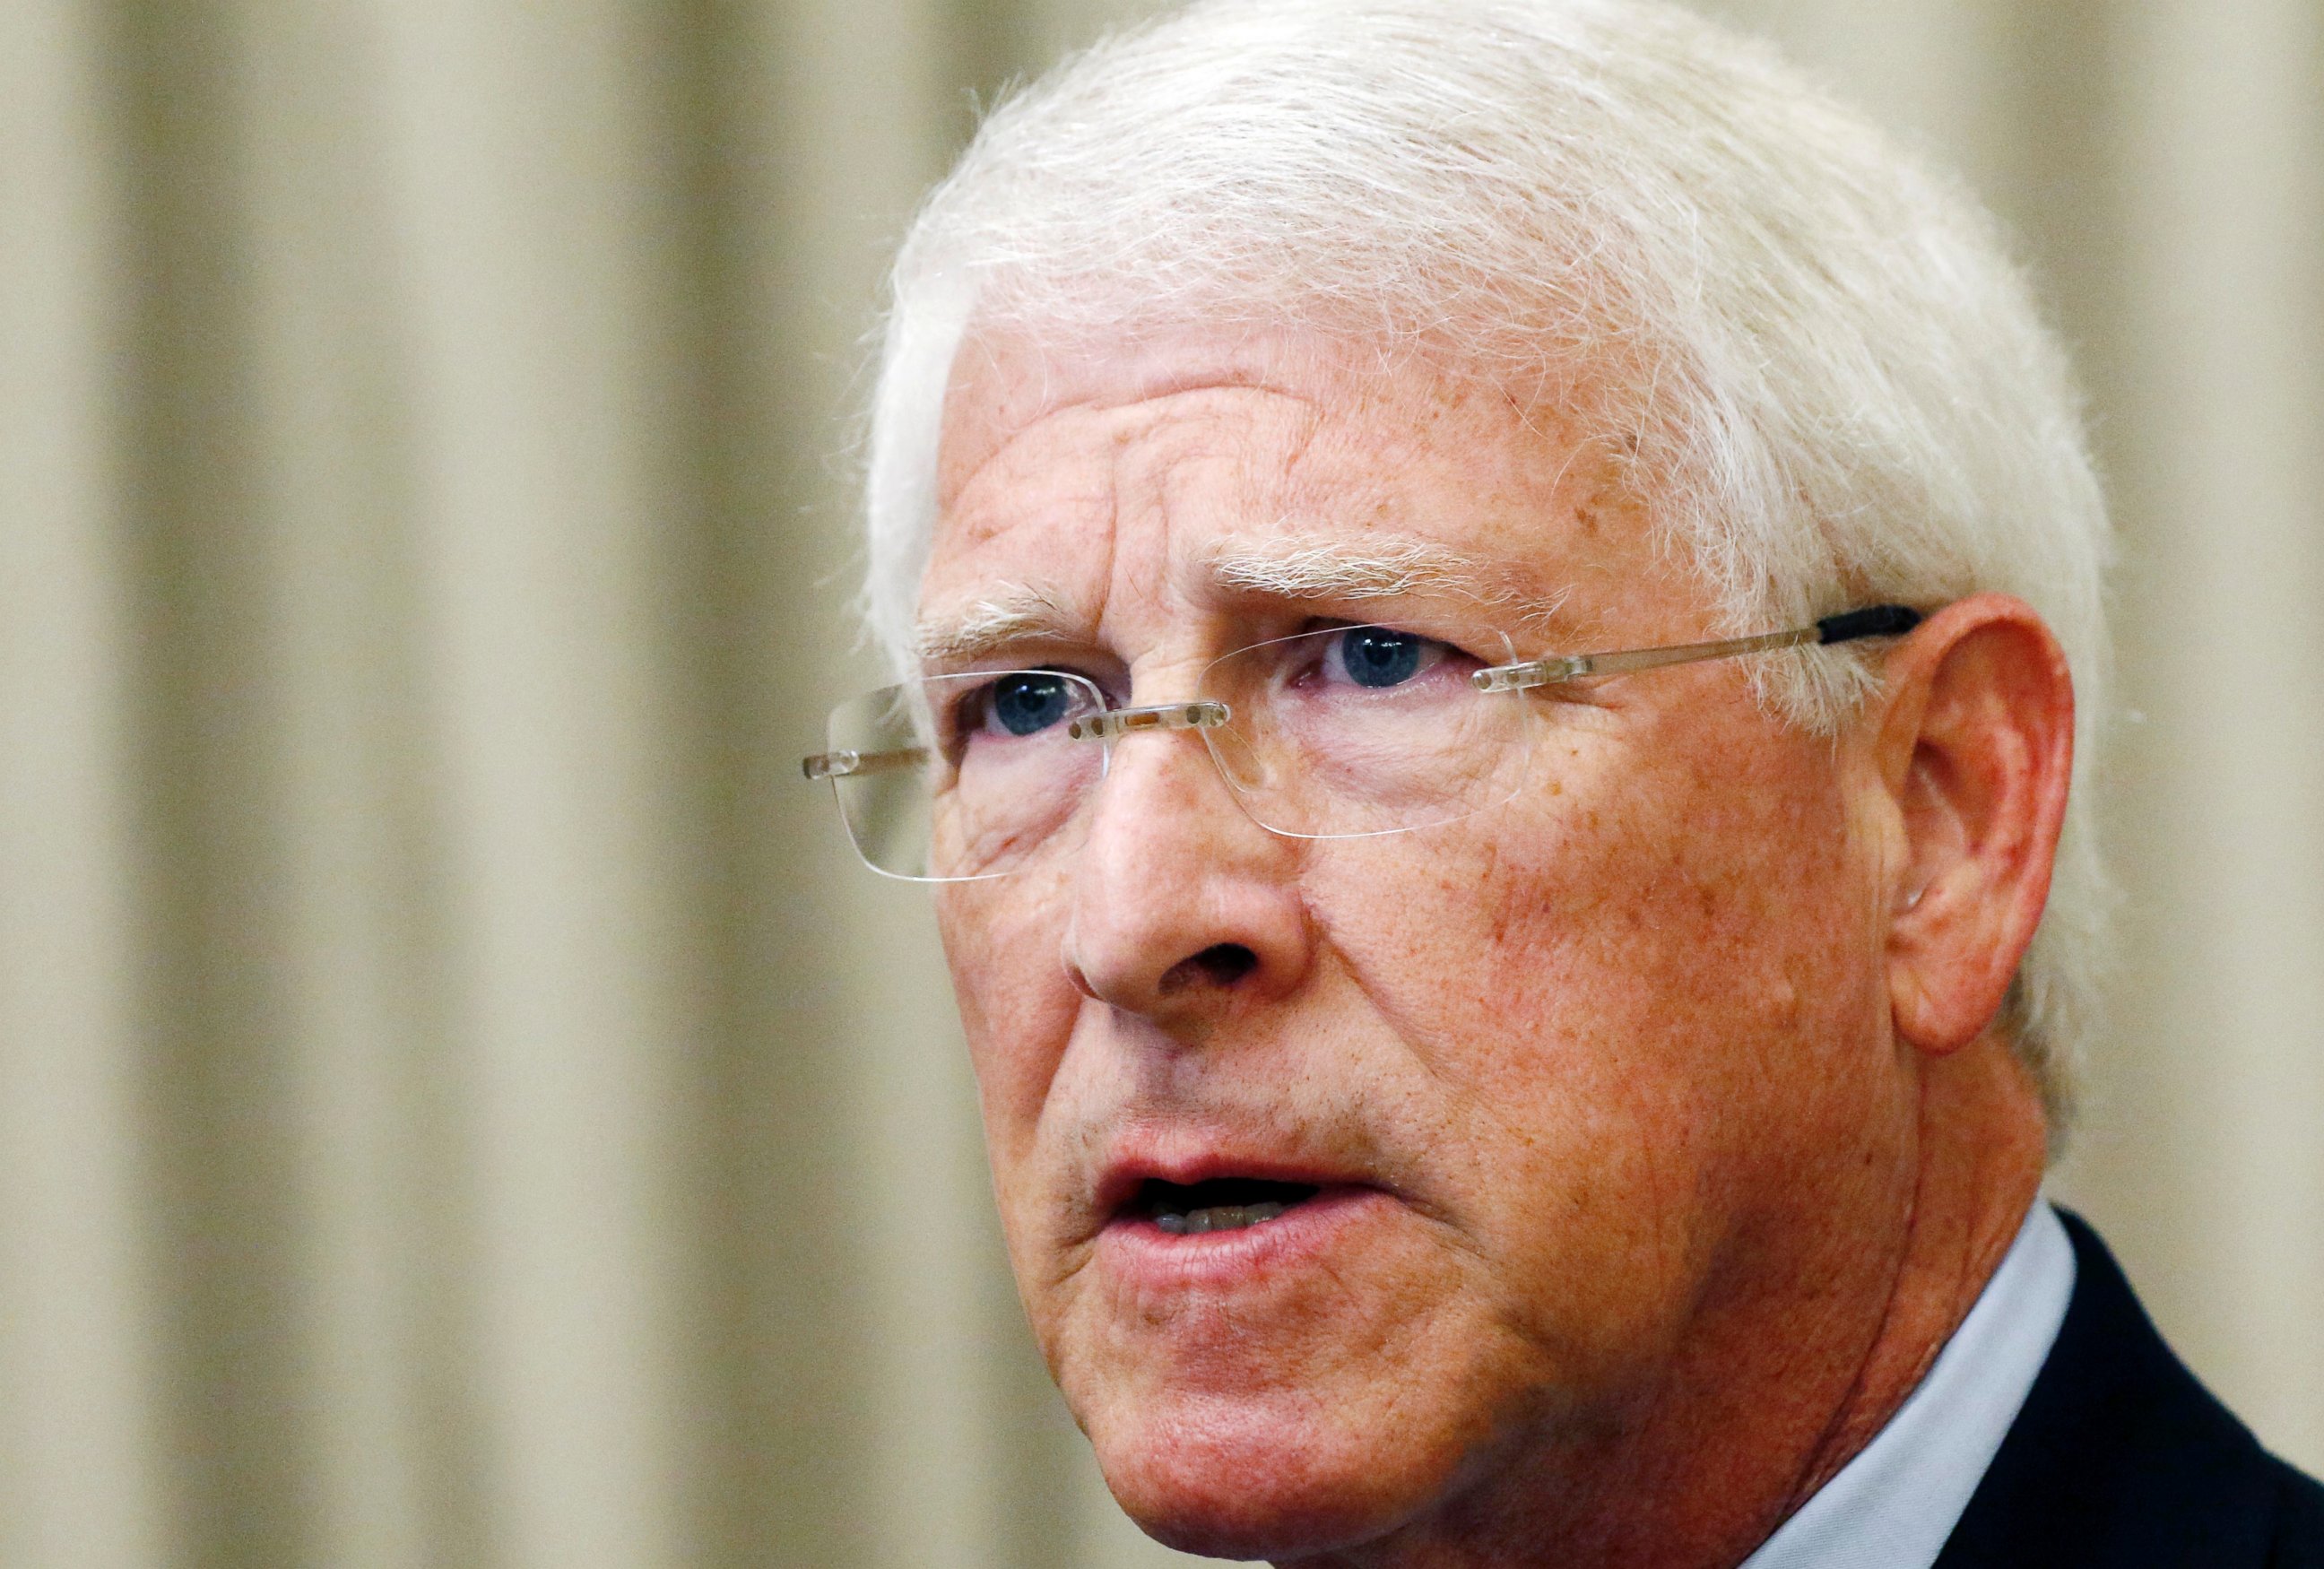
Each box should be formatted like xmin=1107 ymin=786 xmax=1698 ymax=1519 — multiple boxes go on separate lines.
xmin=1092 ymin=1143 xmax=1376 ymax=1223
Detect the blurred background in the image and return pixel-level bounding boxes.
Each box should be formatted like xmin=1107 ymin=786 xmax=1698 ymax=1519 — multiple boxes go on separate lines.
xmin=3 ymin=0 xmax=2319 ymax=1564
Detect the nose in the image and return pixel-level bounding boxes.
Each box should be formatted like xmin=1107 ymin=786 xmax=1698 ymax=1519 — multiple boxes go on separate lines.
xmin=1062 ymin=723 xmax=1314 ymax=1022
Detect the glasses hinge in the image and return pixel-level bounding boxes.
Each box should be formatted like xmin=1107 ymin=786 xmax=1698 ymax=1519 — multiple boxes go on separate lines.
xmin=1472 ymin=655 xmax=1590 ymax=694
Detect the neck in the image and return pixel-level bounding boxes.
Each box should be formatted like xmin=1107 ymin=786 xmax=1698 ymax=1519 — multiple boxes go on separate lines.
xmin=1772 ymin=1036 xmax=2049 ymax=1514
xmin=1291 ymin=1033 xmax=2049 ymax=1569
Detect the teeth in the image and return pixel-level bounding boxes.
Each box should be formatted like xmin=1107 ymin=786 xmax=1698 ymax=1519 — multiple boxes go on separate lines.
xmin=1154 ymin=1201 xmax=1288 ymax=1235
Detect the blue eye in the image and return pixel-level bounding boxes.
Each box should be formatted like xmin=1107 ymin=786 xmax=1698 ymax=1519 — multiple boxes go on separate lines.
xmin=1336 ymin=627 xmax=1426 ymax=689
xmin=988 ymin=672 xmax=1075 ymax=735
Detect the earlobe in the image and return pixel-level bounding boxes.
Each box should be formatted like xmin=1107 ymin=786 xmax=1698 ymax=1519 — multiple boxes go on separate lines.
xmin=1876 ymin=594 xmax=2075 ymax=1058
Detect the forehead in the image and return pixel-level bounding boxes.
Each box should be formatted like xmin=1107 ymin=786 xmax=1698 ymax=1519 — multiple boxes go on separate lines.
xmin=924 ymin=325 xmax=1675 ymax=652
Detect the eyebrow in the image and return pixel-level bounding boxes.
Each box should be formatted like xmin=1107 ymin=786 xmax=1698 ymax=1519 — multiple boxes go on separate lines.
xmin=910 ymin=533 xmax=1561 ymax=665
xmin=914 ymin=586 xmax=1081 ymax=665
xmin=1206 ymin=533 xmax=1525 ymax=608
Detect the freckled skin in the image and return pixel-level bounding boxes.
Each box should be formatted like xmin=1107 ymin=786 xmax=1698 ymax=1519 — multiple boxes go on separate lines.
xmin=925 ymin=327 xmax=2067 ymax=1567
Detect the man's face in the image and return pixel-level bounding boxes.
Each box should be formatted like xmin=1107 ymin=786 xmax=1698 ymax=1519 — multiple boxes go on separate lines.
xmin=923 ymin=328 xmax=1917 ymax=1559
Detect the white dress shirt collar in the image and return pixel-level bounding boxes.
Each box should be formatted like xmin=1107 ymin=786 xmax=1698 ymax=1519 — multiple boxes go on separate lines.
xmin=1739 ymin=1198 xmax=2077 ymax=1569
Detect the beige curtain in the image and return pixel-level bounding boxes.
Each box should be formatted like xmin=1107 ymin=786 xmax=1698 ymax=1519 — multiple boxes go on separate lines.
xmin=2 ymin=0 xmax=2315 ymax=1564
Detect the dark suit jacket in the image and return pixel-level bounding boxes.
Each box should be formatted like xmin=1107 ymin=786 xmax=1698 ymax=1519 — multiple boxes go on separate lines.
xmin=1934 ymin=1209 xmax=2324 ymax=1567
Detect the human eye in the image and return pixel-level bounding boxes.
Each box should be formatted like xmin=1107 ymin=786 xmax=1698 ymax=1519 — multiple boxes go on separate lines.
xmin=1316 ymin=625 xmax=1458 ymax=690
xmin=953 ymin=669 xmax=1100 ymax=743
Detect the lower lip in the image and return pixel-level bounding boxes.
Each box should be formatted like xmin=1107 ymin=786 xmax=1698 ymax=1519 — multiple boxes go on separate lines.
xmin=1094 ymin=1185 xmax=1393 ymax=1289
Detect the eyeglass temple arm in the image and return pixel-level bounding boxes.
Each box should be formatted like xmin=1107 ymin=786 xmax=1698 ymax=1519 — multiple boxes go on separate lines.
xmin=1472 ymin=604 xmax=1924 ymax=694
xmin=802 ymin=745 xmax=930 ymax=781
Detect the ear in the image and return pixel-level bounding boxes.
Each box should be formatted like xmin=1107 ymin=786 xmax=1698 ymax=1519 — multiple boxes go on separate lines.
xmin=1866 ymin=594 xmax=2076 ymax=1057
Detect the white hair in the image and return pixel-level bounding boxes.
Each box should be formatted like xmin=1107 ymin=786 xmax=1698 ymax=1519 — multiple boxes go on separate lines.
xmin=859 ymin=0 xmax=2112 ymax=1126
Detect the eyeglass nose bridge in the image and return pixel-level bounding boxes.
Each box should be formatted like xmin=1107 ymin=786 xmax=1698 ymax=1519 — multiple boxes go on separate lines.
xmin=1065 ymin=698 xmax=1232 ymax=744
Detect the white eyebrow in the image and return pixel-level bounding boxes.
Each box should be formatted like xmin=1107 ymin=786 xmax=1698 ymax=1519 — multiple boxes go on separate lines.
xmin=912 ymin=536 xmax=1563 ymax=664
xmin=1207 ymin=533 xmax=1530 ymax=611
xmin=913 ymin=585 xmax=1080 ymax=665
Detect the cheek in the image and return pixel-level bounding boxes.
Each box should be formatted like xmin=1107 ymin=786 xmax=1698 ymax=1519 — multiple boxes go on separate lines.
xmin=937 ymin=884 xmax=1080 ymax=1177
xmin=1493 ymin=714 xmax=1864 ymax=1030
xmin=1320 ymin=722 xmax=1860 ymax=1073
xmin=1304 ymin=715 xmax=1878 ymax=1351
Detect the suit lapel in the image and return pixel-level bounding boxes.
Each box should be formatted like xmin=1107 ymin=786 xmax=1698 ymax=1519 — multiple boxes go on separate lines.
xmin=1933 ymin=1209 xmax=2288 ymax=1568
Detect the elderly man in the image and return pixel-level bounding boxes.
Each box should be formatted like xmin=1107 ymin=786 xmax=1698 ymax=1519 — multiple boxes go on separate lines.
xmin=802 ymin=1 xmax=2324 ymax=1563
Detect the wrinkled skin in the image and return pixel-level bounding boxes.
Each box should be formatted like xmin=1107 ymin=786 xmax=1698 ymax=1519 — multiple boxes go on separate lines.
xmin=923 ymin=326 xmax=2068 ymax=1567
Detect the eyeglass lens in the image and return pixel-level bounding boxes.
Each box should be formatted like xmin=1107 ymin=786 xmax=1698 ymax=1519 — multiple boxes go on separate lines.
xmin=823 ymin=625 xmax=1531 ymax=881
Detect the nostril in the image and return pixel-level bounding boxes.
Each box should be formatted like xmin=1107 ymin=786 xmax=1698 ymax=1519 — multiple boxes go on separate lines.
xmin=1160 ymin=943 xmax=1259 ymax=993
xmin=1197 ymin=944 xmax=1257 ymax=984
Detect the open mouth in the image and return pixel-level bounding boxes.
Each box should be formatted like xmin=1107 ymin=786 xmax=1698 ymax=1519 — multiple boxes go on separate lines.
xmin=1135 ymin=1176 xmax=1322 ymax=1235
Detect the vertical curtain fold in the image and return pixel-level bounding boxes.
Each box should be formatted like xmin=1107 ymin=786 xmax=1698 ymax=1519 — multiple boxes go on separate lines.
xmin=1 ymin=3 xmax=163 ymax=1565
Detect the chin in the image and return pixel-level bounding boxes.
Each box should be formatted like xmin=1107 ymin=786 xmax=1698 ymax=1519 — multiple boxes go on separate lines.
xmin=1086 ymin=1388 xmax=1472 ymax=1561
